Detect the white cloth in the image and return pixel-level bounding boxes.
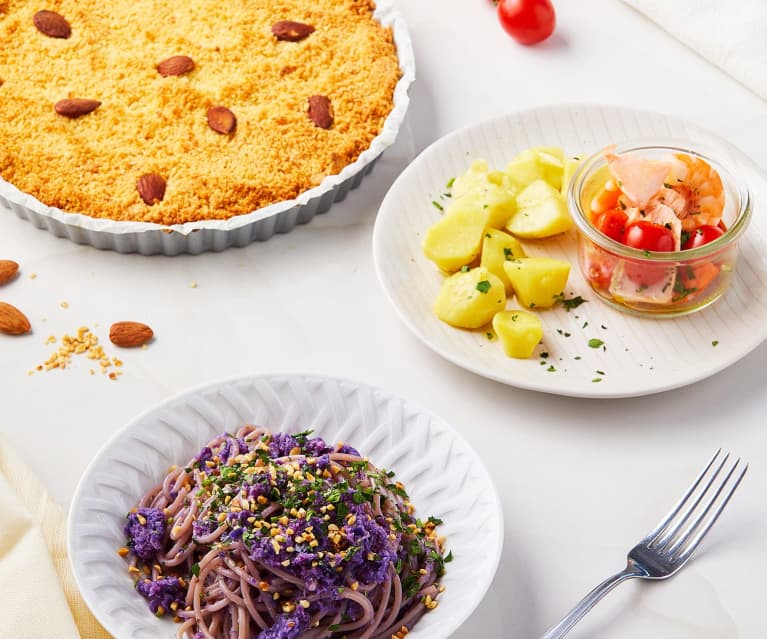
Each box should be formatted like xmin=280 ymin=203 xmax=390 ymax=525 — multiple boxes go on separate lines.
xmin=623 ymin=0 xmax=767 ymax=102
xmin=0 ymin=435 xmax=111 ymax=639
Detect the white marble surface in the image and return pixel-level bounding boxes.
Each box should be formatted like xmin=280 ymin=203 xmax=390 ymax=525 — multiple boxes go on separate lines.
xmin=2 ymin=0 xmax=766 ymax=637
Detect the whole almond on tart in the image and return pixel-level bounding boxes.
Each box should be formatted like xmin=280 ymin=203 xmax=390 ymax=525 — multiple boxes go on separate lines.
xmin=54 ymin=98 xmax=101 ymax=118
xmin=272 ymin=20 xmax=315 ymax=42
xmin=307 ymin=95 xmax=334 ymax=129
xmin=137 ymin=173 xmax=166 ymax=205
xmin=0 ymin=260 xmax=19 ymax=285
xmin=109 ymin=321 xmax=153 ymax=347
xmin=33 ymin=10 xmax=71 ymax=39
xmin=157 ymin=55 xmax=195 ymax=77
xmin=0 ymin=302 xmax=31 ymax=335
xmin=207 ymin=106 xmax=237 ymax=134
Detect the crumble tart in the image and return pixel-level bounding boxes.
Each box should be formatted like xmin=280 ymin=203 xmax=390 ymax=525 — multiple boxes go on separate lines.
xmin=0 ymin=0 xmax=401 ymax=225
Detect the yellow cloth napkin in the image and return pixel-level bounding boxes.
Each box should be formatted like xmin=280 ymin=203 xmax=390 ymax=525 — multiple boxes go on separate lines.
xmin=0 ymin=435 xmax=111 ymax=639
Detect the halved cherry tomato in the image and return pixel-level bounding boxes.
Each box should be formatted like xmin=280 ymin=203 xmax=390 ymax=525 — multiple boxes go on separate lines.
xmin=623 ymin=221 xmax=676 ymax=253
xmin=682 ymin=224 xmax=725 ymax=250
xmin=623 ymin=221 xmax=676 ymax=286
xmin=594 ymin=208 xmax=628 ymax=243
xmin=497 ymin=0 xmax=556 ymax=45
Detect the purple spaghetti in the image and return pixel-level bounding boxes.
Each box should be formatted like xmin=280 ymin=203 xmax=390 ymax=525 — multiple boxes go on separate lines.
xmin=120 ymin=426 xmax=450 ymax=639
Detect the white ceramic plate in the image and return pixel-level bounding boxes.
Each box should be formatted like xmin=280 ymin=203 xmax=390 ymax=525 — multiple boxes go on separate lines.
xmin=68 ymin=374 xmax=503 ymax=639
xmin=373 ymin=104 xmax=767 ymax=398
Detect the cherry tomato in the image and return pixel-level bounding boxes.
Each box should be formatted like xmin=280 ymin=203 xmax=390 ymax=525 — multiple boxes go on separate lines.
xmin=682 ymin=224 xmax=725 ymax=250
xmin=623 ymin=221 xmax=676 ymax=253
xmin=594 ymin=208 xmax=628 ymax=243
xmin=497 ymin=0 xmax=556 ymax=45
xmin=622 ymin=221 xmax=676 ymax=286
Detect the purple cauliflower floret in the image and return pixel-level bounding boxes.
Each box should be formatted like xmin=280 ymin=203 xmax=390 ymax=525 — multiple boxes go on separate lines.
xmin=195 ymin=446 xmax=213 ymax=465
xmin=314 ymin=453 xmax=331 ymax=469
xmin=302 ymin=436 xmax=332 ymax=457
xmin=343 ymin=516 xmax=398 ymax=585
xmin=124 ymin=508 xmax=166 ymax=561
xmin=192 ymin=518 xmax=215 ymax=541
xmin=136 ymin=576 xmax=184 ymax=615
xmin=268 ymin=433 xmax=299 ymax=458
xmin=337 ymin=443 xmax=360 ymax=456
xmin=258 ymin=608 xmax=309 ymax=639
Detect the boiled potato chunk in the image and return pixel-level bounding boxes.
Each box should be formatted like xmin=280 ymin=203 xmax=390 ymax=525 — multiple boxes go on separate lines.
xmin=516 ymin=179 xmax=560 ymax=208
xmin=451 ymin=162 xmax=517 ymax=229
xmin=480 ymin=229 xmax=526 ymax=293
xmin=434 ymin=268 xmax=506 ymax=329
xmin=423 ymin=203 xmax=490 ymax=272
xmin=507 ymin=197 xmax=573 ymax=238
xmin=506 ymin=179 xmax=573 ymax=238
xmin=561 ymin=157 xmax=583 ymax=196
xmin=452 ymin=160 xmax=490 ymax=198
xmin=506 ymin=147 xmax=565 ymax=190
xmin=492 ymin=310 xmax=543 ymax=359
xmin=503 ymin=257 xmax=571 ymax=309
xmin=505 ymin=150 xmax=546 ymax=189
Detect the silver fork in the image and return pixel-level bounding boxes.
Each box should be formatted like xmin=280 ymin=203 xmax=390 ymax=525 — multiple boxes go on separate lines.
xmin=539 ymin=450 xmax=748 ymax=639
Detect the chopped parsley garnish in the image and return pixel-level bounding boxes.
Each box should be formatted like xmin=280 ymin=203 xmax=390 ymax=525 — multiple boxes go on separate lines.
xmin=446 ymin=177 xmax=455 ymax=189
xmin=588 ymin=338 xmax=604 ymax=348
xmin=402 ymin=574 xmax=421 ymax=598
xmin=191 ymin=563 xmax=200 ymax=577
xmin=460 ymin=265 xmax=470 ymax=273
xmin=554 ymin=293 xmax=588 ymax=311
xmin=547 ymin=365 xmax=556 ymax=372
xmin=712 ymin=340 xmax=719 ymax=347
xmin=475 ymin=280 xmax=491 ymax=294
xmin=672 ymin=278 xmax=698 ymax=301
xmin=680 ymin=230 xmax=691 ymax=246
xmin=503 ymin=247 xmax=514 ymax=260
xmin=592 ymin=378 xmax=602 ymax=383
xmin=540 ymin=351 xmax=549 ymax=358
xmin=432 ymin=200 xmax=443 ymax=211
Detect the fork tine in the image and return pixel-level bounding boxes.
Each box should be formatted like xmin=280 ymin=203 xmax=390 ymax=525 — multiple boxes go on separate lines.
xmin=669 ymin=460 xmax=748 ymax=562
xmin=644 ymin=449 xmax=722 ymax=547
xmin=651 ymin=451 xmax=730 ymax=550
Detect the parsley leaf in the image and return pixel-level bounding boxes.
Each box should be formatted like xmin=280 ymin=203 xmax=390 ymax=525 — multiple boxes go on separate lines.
xmin=475 ymin=280 xmax=491 ymax=294
xmin=554 ymin=293 xmax=588 ymax=311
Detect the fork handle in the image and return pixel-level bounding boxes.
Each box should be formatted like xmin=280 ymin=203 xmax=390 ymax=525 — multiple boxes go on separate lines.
xmin=539 ymin=566 xmax=644 ymax=639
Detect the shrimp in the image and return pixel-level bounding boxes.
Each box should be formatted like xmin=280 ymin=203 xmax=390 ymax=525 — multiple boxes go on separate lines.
xmin=604 ymin=148 xmax=671 ymax=206
xmin=649 ymin=154 xmax=724 ymax=232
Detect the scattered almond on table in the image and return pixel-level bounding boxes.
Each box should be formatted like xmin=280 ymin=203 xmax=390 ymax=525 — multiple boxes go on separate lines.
xmin=0 ymin=301 xmax=31 ymax=335
xmin=109 ymin=321 xmax=154 ymax=348
xmin=0 ymin=260 xmax=19 ymax=285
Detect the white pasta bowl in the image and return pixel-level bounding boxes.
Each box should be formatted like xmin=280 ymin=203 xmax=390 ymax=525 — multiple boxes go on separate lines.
xmin=68 ymin=374 xmax=503 ymax=639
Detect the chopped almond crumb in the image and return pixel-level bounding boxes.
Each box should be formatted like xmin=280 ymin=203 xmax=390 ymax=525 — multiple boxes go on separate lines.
xmin=35 ymin=327 xmax=124 ymax=380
